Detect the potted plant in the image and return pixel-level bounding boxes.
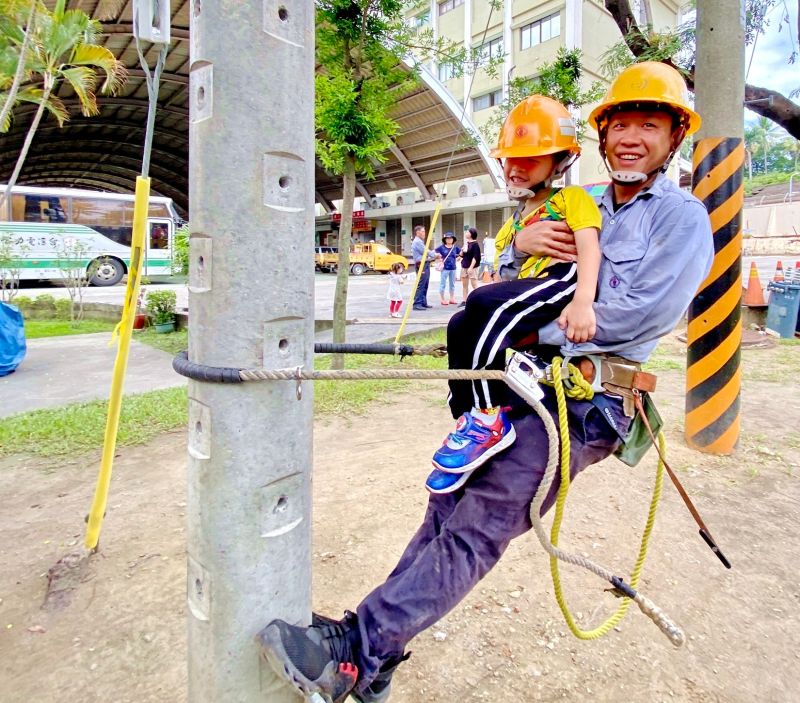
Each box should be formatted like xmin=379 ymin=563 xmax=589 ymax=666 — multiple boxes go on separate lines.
xmin=145 ymin=289 xmax=177 ymax=333
xmin=134 ymin=285 xmax=148 ymax=329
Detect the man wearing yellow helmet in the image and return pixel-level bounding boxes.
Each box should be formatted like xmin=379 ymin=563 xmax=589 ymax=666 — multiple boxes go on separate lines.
xmin=258 ymin=64 xmax=714 ymax=703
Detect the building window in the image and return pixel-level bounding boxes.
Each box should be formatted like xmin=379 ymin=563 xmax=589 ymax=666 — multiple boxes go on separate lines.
xmin=472 ymin=89 xmax=503 ymax=112
xmin=438 ymin=0 xmax=464 ymax=16
xmin=479 ymin=36 xmax=504 ymax=66
xmin=410 ymin=11 xmax=430 ymax=28
xmin=438 ymin=62 xmax=456 ymax=82
xmin=520 ymin=12 xmax=561 ymax=50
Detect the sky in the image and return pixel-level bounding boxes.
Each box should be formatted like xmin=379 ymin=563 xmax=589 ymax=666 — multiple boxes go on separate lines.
xmin=744 ymin=0 xmax=799 ymax=126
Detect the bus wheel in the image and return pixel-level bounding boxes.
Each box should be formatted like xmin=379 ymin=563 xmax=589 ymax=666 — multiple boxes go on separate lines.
xmin=350 ymin=263 xmax=366 ymax=276
xmin=90 ymin=257 xmax=125 ymax=286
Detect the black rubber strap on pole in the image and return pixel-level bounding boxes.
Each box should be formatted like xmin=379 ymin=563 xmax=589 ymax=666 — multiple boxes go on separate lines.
xmin=172 ymin=350 xmax=243 ymax=383
xmin=314 ymin=343 xmax=415 ymax=357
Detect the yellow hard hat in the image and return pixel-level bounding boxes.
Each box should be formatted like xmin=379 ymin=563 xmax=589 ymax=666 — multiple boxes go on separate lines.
xmin=490 ymin=95 xmax=581 ymax=160
xmin=588 ymin=62 xmax=701 ymax=136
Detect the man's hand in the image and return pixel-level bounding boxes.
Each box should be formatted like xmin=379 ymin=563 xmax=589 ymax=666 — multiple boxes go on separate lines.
xmin=515 ymin=220 xmax=577 ymax=261
xmin=557 ymin=301 xmax=596 ymax=343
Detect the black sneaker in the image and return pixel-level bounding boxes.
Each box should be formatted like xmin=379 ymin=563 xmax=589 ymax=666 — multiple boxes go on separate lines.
xmin=257 ymin=613 xmax=360 ymax=703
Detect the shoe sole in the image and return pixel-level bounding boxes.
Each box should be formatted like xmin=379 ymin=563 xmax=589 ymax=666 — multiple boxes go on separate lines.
xmin=432 ymin=425 xmax=517 ymax=474
xmin=256 ymin=623 xmax=348 ymax=703
xmin=426 ymin=469 xmax=474 ymax=494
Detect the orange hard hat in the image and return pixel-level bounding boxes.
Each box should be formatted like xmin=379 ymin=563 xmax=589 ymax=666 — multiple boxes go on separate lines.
xmin=588 ymin=62 xmax=701 ymax=136
xmin=490 ymin=95 xmax=580 ymax=160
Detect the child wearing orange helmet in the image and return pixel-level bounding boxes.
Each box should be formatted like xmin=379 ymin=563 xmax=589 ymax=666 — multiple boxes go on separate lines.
xmin=427 ymin=95 xmax=603 ymax=492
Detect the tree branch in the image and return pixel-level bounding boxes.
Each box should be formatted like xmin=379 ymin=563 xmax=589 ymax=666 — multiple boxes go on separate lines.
xmin=603 ymin=0 xmax=800 ymax=140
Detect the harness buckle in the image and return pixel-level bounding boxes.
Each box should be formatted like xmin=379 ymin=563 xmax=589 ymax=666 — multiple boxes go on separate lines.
xmin=504 ymin=351 xmax=546 ymax=404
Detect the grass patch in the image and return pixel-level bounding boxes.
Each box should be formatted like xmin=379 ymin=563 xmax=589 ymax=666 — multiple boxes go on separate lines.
xmin=134 ymin=326 xmax=188 ymax=355
xmin=24 ymin=318 xmax=117 ymax=338
xmin=314 ymin=329 xmax=448 ymax=416
xmin=0 ymin=387 xmax=188 ymax=457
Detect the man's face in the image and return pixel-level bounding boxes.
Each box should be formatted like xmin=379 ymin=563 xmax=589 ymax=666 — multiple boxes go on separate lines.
xmin=503 ymin=155 xmax=556 ymax=191
xmin=416 ymin=228 xmax=426 ymax=239
xmin=604 ymin=109 xmax=676 ymax=177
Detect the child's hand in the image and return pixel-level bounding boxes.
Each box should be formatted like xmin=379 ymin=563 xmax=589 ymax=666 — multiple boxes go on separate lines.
xmin=558 ymin=301 xmax=596 ymax=343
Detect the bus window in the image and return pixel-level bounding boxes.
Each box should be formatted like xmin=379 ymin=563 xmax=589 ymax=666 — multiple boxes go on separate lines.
xmin=150 ymin=223 xmax=169 ymax=249
xmin=22 ymin=194 xmax=68 ymax=223
xmin=148 ymin=202 xmax=170 ymax=218
xmin=72 ymin=196 xmax=132 ymax=246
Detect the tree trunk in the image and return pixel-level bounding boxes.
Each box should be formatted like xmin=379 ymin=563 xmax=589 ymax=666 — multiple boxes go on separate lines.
xmin=331 ymin=154 xmax=356 ymax=370
xmin=0 ymin=78 xmax=51 ymax=212
xmin=0 ymin=2 xmax=37 ymax=133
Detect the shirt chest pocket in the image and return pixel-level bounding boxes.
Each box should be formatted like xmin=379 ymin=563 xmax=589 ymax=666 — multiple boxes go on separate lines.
xmin=600 ymin=240 xmax=648 ymax=298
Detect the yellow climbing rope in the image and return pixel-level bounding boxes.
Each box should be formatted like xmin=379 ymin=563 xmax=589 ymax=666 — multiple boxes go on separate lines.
xmin=548 ymin=358 xmax=666 ymax=640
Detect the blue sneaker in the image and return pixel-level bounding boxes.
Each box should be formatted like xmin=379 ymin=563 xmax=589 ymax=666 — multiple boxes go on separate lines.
xmin=431 ymin=409 xmax=516 ymax=474
xmin=425 ymin=467 xmax=475 ymax=494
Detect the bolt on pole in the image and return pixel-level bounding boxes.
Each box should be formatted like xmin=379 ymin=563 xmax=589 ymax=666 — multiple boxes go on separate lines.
xmin=187 ymin=2 xmax=313 ymax=701
xmin=686 ymin=0 xmax=746 ymax=454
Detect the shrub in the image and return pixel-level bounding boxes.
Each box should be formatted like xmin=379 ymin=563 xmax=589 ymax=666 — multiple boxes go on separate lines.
xmin=145 ymin=289 xmax=177 ymax=325
xmin=33 ymin=294 xmax=57 ymax=311
xmin=172 ymin=223 xmax=189 ymax=276
xmin=54 ymin=298 xmax=72 ymax=320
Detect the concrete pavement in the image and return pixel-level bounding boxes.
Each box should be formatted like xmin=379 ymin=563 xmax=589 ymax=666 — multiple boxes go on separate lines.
xmin=2 ymin=276 xmax=459 ymax=418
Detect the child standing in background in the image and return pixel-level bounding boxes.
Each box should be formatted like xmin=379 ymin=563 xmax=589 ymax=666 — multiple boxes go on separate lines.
xmin=387 ymin=262 xmax=406 ymax=318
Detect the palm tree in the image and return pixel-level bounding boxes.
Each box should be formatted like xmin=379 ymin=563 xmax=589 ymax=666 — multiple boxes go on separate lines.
xmin=751 ymin=116 xmax=779 ymax=175
xmin=0 ymin=0 xmax=39 ymax=131
xmin=0 ymin=0 xmax=126 ymax=208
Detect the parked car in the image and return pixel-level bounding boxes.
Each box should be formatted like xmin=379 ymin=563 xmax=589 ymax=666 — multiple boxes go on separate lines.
xmin=316 ymin=242 xmax=409 ymax=275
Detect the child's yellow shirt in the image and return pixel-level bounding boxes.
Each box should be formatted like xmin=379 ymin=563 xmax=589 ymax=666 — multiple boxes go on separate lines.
xmin=494 ymin=185 xmax=602 ymax=279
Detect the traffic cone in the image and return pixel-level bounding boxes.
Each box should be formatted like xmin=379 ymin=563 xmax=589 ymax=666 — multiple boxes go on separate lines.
xmin=743 ymin=261 xmax=766 ymax=306
xmin=773 ymin=260 xmax=784 ymax=282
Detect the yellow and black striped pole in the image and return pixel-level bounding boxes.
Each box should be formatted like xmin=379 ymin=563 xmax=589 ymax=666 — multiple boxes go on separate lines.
xmin=686 ymin=0 xmax=746 ymax=454
xmin=686 ymin=139 xmax=744 ymax=453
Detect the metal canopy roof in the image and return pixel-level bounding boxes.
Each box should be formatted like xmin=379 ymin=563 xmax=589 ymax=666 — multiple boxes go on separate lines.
xmin=1 ymin=2 xmax=501 ymax=218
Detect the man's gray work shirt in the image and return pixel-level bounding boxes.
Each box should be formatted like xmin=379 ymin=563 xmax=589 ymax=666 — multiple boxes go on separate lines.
xmin=412 ymin=236 xmax=434 ymax=265
xmin=539 ymin=174 xmax=714 ymax=362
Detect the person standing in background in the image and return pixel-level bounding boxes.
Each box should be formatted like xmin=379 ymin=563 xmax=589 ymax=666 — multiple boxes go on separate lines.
xmin=458 ymin=227 xmax=482 ymax=307
xmin=478 ymin=233 xmax=495 ymax=281
xmin=434 ymin=232 xmax=461 ymax=305
xmin=411 ymin=224 xmax=434 ymax=311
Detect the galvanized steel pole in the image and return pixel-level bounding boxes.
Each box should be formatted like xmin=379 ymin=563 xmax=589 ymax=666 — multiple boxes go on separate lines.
xmin=686 ymin=0 xmax=746 ymax=453
xmin=187 ymin=2 xmax=313 ymax=700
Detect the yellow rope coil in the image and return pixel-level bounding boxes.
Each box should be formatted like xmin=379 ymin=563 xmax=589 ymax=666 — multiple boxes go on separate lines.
xmin=548 ymin=358 xmax=666 ymax=640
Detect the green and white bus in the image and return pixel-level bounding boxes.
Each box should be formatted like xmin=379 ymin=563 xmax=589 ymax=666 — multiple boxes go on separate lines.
xmin=0 ymin=184 xmax=182 ymax=286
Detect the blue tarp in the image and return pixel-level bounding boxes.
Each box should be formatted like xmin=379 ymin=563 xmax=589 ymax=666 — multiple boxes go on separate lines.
xmin=0 ymin=301 xmax=26 ymax=376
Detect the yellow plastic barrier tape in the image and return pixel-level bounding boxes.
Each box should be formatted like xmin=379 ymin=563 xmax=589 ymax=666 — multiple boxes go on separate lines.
xmin=84 ymin=176 xmax=150 ymax=550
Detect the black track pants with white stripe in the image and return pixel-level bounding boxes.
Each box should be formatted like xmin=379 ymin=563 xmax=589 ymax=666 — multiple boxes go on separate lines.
xmin=447 ymin=261 xmax=578 ymax=418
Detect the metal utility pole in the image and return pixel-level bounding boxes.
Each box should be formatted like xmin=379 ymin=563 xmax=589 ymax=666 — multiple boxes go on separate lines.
xmin=686 ymin=0 xmax=746 ymax=454
xmin=187 ymin=2 xmax=313 ymax=700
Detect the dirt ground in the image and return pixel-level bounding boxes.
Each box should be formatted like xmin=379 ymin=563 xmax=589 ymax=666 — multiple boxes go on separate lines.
xmin=1 ymin=332 xmax=799 ymax=703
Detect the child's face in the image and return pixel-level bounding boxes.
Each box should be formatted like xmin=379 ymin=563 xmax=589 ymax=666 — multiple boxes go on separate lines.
xmin=503 ymin=155 xmax=556 ymax=191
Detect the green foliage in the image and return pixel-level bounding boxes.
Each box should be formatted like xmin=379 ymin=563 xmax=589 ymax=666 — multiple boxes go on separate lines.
xmin=145 ymin=288 xmax=176 ymax=325
xmin=743 ymin=171 xmax=793 ymax=196
xmin=480 ymin=48 xmax=605 ymax=145
xmin=53 ymin=296 xmax=70 ymax=319
xmin=171 ymin=223 xmax=189 ymax=276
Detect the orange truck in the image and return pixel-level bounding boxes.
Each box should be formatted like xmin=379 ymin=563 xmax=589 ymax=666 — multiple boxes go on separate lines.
xmin=315 ymin=242 xmax=410 ymax=275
